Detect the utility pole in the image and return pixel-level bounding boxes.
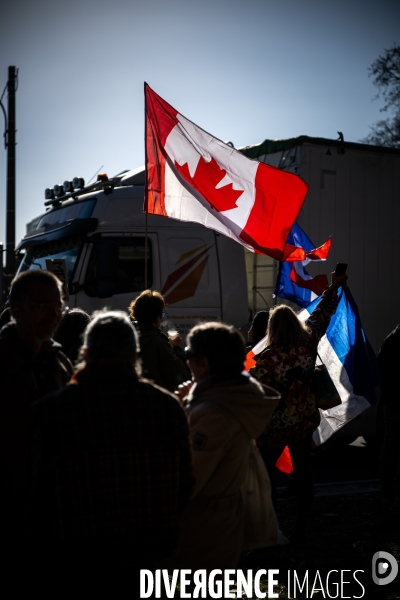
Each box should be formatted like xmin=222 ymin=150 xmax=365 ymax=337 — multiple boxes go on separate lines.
xmin=1 ymin=66 xmax=18 ymax=305
xmin=6 ymin=66 xmax=17 ymax=277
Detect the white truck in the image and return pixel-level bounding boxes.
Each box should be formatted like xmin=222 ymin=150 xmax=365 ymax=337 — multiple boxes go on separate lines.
xmin=16 ymin=167 xmax=249 ymax=338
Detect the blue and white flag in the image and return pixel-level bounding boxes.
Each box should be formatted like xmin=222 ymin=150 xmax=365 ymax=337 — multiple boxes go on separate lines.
xmin=274 ymin=223 xmax=331 ymax=309
xmin=299 ymin=286 xmax=381 ymax=445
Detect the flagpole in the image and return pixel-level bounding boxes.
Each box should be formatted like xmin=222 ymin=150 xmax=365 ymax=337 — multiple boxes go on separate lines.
xmin=145 ymin=211 xmax=148 ymax=289
xmin=144 ymin=82 xmax=148 ymax=290
xmin=273 ymin=260 xmax=279 ymax=305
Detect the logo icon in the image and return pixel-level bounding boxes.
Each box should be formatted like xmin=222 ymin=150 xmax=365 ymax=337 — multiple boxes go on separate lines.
xmin=161 ymin=243 xmax=213 ymax=305
xmin=372 ymin=551 xmax=398 ymax=585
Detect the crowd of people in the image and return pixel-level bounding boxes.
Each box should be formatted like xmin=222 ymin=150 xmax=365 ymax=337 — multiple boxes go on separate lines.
xmin=0 ymin=267 xmax=398 ymax=597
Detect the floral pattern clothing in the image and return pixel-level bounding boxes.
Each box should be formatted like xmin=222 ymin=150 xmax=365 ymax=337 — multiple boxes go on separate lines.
xmin=250 ymin=286 xmax=338 ymax=448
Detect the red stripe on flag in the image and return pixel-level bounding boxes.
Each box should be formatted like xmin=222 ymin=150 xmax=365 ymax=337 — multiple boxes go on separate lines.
xmin=145 ymin=84 xmax=178 ymax=215
xmin=306 ymin=237 xmax=332 ymax=260
xmin=289 ymin=265 xmax=328 ymax=295
xmin=281 ymin=244 xmax=308 ymax=261
xmin=276 ymin=446 xmax=293 ymax=474
xmin=244 ymin=349 xmax=256 ymax=371
xmin=145 ymin=84 xmax=178 ymax=146
xmin=239 ymin=162 xmax=308 ymax=262
xmin=145 ymin=119 xmax=167 ymax=215
xmin=281 ymin=236 xmax=332 ymax=262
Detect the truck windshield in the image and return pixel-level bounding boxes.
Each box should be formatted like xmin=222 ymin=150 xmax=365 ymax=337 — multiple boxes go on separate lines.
xmin=37 ymin=199 xmax=96 ymax=228
xmin=18 ymin=236 xmax=83 ymax=283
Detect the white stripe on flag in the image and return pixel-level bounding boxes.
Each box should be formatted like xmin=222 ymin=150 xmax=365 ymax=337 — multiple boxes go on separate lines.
xmin=312 ymin=334 xmax=371 ymax=445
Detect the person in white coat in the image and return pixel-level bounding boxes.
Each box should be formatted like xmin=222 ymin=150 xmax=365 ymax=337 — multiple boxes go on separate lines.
xmin=167 ymin=321 xmax=280 ymax=572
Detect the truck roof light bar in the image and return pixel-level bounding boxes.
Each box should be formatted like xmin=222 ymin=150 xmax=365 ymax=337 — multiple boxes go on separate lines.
xmin=44 ymin=175 xmax=114 ymax=207
xmin=45 ymin=177 xmax=85 ymax=202
xmin=73 ymin=177 xmax=85 ymax=190
xmin=63 ymin=180 xmax=74 ymax=193
xmin=54 ymin=184 xmax=65 ymax=197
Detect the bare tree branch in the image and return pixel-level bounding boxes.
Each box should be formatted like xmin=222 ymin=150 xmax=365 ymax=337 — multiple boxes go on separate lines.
xmin=361 ymin=45 xmax=400 ymax=148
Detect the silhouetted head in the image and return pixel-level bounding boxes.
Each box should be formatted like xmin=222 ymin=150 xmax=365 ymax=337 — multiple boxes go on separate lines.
xmin=185 ymin=321 xmax=246 ymax=382
xmin=9 ymin=270 xmax=63 ymax=347
xmin=129 ymin=289 xmax=165 ymax=328
xmin=82 ymin=310 xmax=139 ymax=365
xmin=54 ymin=308 xmax=91 ymax=363
xmin=267 ymin=304 xmax=310 ymax=347
xmin=248 ymin=310 xmax=270 ymax=347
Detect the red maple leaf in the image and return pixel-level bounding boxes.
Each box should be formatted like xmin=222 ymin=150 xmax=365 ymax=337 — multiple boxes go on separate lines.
xmin=174 ymin=157 xmax=243 ymax=212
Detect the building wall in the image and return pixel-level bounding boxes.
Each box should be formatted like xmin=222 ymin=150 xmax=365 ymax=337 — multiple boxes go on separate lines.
xmin=247 ymin=140 xmax=400 ymax=351
xmin=296 ymin=143 xmax=400 ymax=352
xmin=244 ymin=249 xmax=277 ymax=319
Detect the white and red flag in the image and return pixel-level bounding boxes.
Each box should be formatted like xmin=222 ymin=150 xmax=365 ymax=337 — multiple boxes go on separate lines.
xmin=145 ymin=84 xmax=311 ymax=262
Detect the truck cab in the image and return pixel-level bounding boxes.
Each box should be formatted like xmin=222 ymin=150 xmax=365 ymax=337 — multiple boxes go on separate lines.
xmin=16 ymin=168 xmax=249 ymax=337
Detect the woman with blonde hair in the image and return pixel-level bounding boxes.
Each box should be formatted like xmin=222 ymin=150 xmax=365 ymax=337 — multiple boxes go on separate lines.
xmin=250 ymin=270 xmax=348 ymax=542
xmin=266 ymin=304 xmax=311 ymax=347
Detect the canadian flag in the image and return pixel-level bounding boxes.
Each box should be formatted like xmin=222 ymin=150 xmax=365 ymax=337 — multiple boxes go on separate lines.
xmin=145 ymin=84 xmax=310 ymax=262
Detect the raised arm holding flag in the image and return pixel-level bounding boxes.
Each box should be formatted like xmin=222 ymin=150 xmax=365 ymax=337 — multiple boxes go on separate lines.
xmin=247 ymin=224 xmax=380 ymax=447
